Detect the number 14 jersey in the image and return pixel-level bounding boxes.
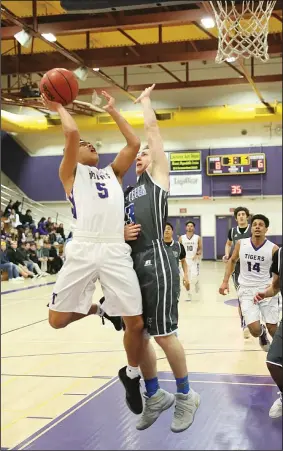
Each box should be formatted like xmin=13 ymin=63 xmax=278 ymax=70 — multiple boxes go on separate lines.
xmin=238 ymin=237 xmax=275 ymax=288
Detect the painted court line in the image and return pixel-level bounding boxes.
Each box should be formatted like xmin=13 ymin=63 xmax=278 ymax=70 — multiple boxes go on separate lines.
xmin=1 ymin=319 xmax=48 ymax=336
xmin=1 ymin=374 xmax=112 ymax=380
xmin=10 ymin=377 xmax=119 ymax=451
xmin=26 ymin=417 xmax=54 ymax=420
xmin=158 ymin=378 xmax=276 ymax=386
xmin=2 ymin=281 xmax=55 ymax=295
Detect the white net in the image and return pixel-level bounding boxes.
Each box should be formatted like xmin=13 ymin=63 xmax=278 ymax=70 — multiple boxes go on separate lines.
xmin=209 ymin=1 xmax=277 ymax=63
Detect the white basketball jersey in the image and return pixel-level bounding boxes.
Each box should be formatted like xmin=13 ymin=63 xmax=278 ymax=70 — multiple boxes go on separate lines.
xmin=181 ymin=234 xmax=199 ymax=259
xmin=238 ymin=237 xmax=274 ymax=288
xmin=68 ymin=163 xmax=124 ymax=241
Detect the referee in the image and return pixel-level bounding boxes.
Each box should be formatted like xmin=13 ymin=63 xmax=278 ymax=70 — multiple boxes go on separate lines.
xmin=254 ymin=247 xmax=282 ymax=418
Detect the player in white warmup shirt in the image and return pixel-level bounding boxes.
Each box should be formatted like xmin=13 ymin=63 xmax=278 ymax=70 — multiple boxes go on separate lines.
xmin=219 ymin=214 xmax=279 ymax=352
xmin=41 ymin=92 xmax=145 ymax=415
xmin=179 ymin=221 xmax=202 ymax=300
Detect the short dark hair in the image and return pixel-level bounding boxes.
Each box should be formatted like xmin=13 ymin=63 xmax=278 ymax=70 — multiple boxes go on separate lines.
xmin=251 ymin=214 xmax=269 ymax=228
xmin=186 ymin=221 xmax=195 ymax=227
xmin=234 ymin=206 xmax=250 ymax=219
xmin=166 ymin=222 xmax=173 ymax=231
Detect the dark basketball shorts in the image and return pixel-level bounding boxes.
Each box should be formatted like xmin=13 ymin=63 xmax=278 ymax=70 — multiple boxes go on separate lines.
xmin=132 ymin=241 xmax=180 ymax=337
xmin=267 ymin=319 xmax=282 ymax=368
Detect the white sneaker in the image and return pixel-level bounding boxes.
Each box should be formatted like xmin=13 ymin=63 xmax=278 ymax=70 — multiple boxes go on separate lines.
xmin=136 ymin=389 xmax=175 ymax=430
xmin=269 ymin=393 xmax=282 ymax=418
xmin=171 ymin=389 xmax=200 ymax=433
xmin=243 ymin=327 xmax=250 ymax=339
xmin=259 ymin=325 xmax=270 ymax=352
xmin=14 ymin=277 xmax=24 ymax=282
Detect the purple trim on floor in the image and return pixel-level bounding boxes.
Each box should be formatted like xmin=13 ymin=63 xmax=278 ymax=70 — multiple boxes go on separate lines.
xmin=11 ymin=377 xmax=118 ymax=451
xmin=224 ymin=298 xmax=239 ymax=307
xmin=2 ymin=281 xmax=55 ymax=295
xmin=11 ymin=372 xmax=281 ymax=451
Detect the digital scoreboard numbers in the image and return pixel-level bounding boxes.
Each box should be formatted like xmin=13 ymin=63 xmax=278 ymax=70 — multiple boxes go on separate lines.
xmin=206 ymin=153 xmax=266 ymax=176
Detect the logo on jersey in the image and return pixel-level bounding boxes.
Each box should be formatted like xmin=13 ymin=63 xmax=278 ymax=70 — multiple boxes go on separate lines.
xmin=144 ymin=260 xmax=152 ymax=266
xmin=245 ymin=253 xmax=264 ymax=261
xmin=89 ymin=170 xmax=111 ymax=181
xmin=127 ymin=184 xmax=147 ymax=202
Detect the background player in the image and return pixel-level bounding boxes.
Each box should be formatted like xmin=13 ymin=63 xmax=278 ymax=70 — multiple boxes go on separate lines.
xmin=179 ymin=221 xmax=202 ymax=300
xmin=123 ymin=84 xmax=200 ymax=433
xmin=223 ymin=206 xmax=251 ymax=338
xmin=254 ymin=247 xmax=282 ymax=419
xmin=163 ymin=222 xmax=190 ymax=296
xmin=41 ymin=91 xmax=145 ymax=415
xmin=219 ymin=214 xmax=279 ymax=352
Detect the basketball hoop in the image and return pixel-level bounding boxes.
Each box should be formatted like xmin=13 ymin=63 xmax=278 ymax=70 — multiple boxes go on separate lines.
xmin=209 ymin=1 xmax=277 ymax=63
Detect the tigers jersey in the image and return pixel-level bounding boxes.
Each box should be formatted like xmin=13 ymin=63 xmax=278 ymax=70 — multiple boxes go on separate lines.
xmin=181 ymin=234 xmax=199 ymax=259
xmin=67 ymin=163 xmax=124 ymax=240
xmin=238 ymin=238 xmax=275 ymax=288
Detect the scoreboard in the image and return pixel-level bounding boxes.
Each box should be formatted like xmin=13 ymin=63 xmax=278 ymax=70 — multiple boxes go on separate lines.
xmin=206 ymin=153 xmax=266 ymax=176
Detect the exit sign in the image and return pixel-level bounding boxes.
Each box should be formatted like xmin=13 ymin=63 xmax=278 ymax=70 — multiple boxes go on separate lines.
xmin=231 ymin=185 xmax=242 ymax=195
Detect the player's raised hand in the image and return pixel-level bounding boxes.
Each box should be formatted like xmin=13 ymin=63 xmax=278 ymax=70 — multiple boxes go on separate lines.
xmin=101 ymin=91 xmax=115 ymax=111
xmin=134 ymin=84 xmax=155 ymax=104
xmin=219 ymin=281 xmax=229 ymax=295
xmin=254 ymin=291 xmax=266 ymax=304
xmin=124 ymin=223 xmax=141 ymax=241
xmin=41 ymin=93 xmax=62 ymax=112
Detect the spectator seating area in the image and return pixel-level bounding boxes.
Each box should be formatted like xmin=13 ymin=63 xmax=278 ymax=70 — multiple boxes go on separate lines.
xmin=1 ymin=199 xmax=70 ymax=282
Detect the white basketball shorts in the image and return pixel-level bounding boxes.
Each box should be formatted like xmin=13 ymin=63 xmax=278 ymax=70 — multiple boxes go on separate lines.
xmin=49 ymin=240 xmax=142 ymax=317
xmin=238 ymin=285 xmax=280 ymax=326
xmin=186 ymin=258 xmax=200 ymax=280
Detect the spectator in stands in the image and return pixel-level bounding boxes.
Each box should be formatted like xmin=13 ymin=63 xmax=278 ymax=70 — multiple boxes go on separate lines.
xmin=45 ymin=217 xmax=53 ymax=232
xmin=57 ymin=223 xmax=66 ymax=241
xmin=12 ymin=201 xmax=22 ymax=215
xmin=6 ymin=241 xmax=35 ymax=278
xmin=28 ymin=243 xmax=48 ymax=277
xmin=36 ymin=242 xmax=49 ymax=272
xmin=18 ymin=242 xmax=46 ymax=277
xmin=1 ymin=221 xmax=6 ymax=239
xmin=21 ymin=209 xmax=35 ymax=228
xmin=0 ymin=241 xmax=23 ymax=282
xmin=42 ymin=241 xmax=62 ymax=274
xmin=26 ymin=229 xmax=34 ymax=243
xmin=49 ymin=225 xmax=57 ymax=245
xmin=9 ymin=209 xmax=21 ymax=229
xmin=34 ymin=232 xmax=44 ymax=247
xmin=38 ymin=217 xmax=48 ymax=236
xmin=4 ymin=200 xmax=13 ymax=217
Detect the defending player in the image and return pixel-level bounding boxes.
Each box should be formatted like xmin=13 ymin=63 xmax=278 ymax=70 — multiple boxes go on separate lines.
xmin=179 ymin=221 xmax=202 ymax=300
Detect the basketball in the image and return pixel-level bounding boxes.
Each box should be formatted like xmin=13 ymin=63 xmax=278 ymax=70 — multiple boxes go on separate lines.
xmin=40 ymin=68 xmax=79 ymax=106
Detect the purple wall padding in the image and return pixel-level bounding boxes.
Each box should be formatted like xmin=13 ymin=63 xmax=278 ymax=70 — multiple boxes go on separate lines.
xmin=202 ymin=236 xmax=215 ymax=260
xmin=1 ymin=132 xmax=282 ymax=201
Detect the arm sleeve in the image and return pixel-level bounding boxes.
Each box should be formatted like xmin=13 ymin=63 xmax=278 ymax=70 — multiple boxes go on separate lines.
xmin=179 ymin=243 xmax=186 ymax=260
xmin=270 ymin=249 xmax=279 ymax=275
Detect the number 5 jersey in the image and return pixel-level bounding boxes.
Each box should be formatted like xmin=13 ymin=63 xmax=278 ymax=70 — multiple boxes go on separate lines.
xmin=68 ymin=163 xmax=125 ymax=239
xmin=238 ymin=237 xmax=275 ymax=288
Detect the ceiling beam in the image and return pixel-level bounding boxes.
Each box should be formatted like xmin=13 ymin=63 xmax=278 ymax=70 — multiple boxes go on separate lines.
xmin=0 ymin=9 xmax=206 ymax=39
xmin=2 ymin=38 xmax=281 ymax=75
xmin=125 ymin=74 xmax=282 ymax=92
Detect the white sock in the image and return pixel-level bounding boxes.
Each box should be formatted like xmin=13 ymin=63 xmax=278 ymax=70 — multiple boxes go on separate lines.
xmin=126 ymin=365 xmax=140 ymax=379
xmin=96 ymin=305 xmax=104 ymax=317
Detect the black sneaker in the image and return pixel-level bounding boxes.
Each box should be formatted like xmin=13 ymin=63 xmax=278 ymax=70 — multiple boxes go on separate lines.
xmin=99 ymin=297 xmax=123 ymax=331
xmin=259 ymin=324 xmax=270 ymax=352
xmin=118 ymin=366 xmax=143 ymax=414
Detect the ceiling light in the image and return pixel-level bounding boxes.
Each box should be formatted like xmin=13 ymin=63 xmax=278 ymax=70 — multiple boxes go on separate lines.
xmin=41 ymin=33 xmax=57 ymax=42
xmin=200 ymin=17 xmax=215 ymax=29
xmin=14 ymin=30 xmax=32 ymax=48
xmin=226 ymin=56 xmax=236 ymax=63
xmin=74 ymin=66 xmax=88 ymax=81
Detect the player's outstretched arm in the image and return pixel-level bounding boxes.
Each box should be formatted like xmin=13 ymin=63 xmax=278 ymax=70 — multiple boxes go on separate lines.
xmin=135 ymin=84 xmax=169 ymax=191
xmin=223 ymin=238 xmax=232 ymax=261
xmin=42 ymin=94 xmax=80 ymax=196
xmin=219 ymin=241 xmax=240 ymax=295
xmin=101 ymin=91 xmax=140 ymax=181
